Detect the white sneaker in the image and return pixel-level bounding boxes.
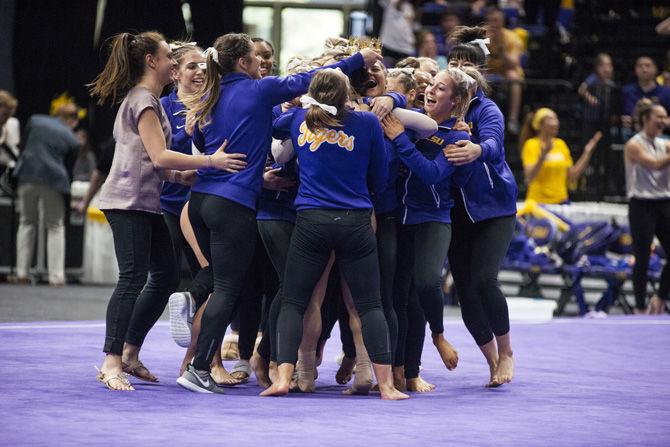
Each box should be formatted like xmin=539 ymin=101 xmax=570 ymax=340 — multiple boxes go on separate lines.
xmin=168 ymin=291 xmax=195 ymax=348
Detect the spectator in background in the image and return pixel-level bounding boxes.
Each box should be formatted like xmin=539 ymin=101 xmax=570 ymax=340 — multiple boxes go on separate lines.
xmin=578 ymin=53 xmax=617 ymax=197
xmin=379 ymin=0 xmax=416 ymax=65
xmin=485 ymin=6 xmax=524 ymax=134
xmin=12 ymin=94 xmax=82 ymax=285
xmin=73 ymin=129 xmax=97 ymax=182
xmin=621 ymin=56 xmax=670 ymax=130
xmin=416 ymin=31 xmax=448 ymax=70
xmin=0 ymin=90 xmax=20 ymax=178
xmin=437 ymin=9 xmax=461 ymax=55
xmin=520 ymin=107 xmax=602 ymax=204
xmin=579 ymin=53 xmax=616 ymax=126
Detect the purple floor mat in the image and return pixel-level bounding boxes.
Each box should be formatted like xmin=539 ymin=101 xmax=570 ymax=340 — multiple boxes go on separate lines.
xmin=1 ymin=317 xmax=669 ymax=446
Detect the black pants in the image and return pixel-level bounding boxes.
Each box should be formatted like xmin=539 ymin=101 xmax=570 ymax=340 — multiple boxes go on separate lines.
xmin=449 ymin=195 xmax=515 ymax=346
xmin=163 ymin=210 xmax=213 ymax=308
xmin=629 ymin=198 xmax=670 ymax=309
xmin=396 ymin=221 xmax=451 ymax=336
xmin=256 ymin=219 xmax=294 ymax=362
xmin=237 ymin=230 xmax=278 ymax=360
xmin=376 ymin=213 xmax=400 ymax=363
xmin=103 ymin=210 xmax=179 ymax=355
xmin=277 ymin=209 xmax=391 ymax=365
xmin=404 ymin=286 xmax=426 ymax=379
xmin=188 ymin=193 xmax=258 ymax=371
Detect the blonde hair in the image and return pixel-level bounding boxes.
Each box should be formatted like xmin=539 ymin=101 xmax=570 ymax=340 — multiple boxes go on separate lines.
xmin=0 ymin=90 xmax=18 ymax=113
xmin=304 ymin=70 xmax=349 ymax=132
xmin=444 ymin=67 xmax=473 ymax=119
xmin=634 ymin=97 xmax=664 ymax=130
xmin=519 ymin=107 xmax=556 ymax=149
xmin=459 ymin=66 xmax=490 ymax=95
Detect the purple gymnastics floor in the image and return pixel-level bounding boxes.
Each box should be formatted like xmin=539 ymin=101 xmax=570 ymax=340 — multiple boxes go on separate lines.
xmin=1 ymin=317 xmax=669 ymax=447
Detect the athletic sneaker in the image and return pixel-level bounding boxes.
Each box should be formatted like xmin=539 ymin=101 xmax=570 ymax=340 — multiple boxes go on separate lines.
xmin=176 ymin=365 xmax=225 ymax=394
xmin=168 ymin=291 xmax=195 ymax=348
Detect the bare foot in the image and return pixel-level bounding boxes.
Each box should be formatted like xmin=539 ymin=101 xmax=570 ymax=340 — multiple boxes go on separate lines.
xmin=251 ymin=353 xmax=272 ymax=388
xmin=230 ymin=359 xmax=251 ymax=382
xmin=268 ymin=361 xmax=278 ymax=383
xmin=260 ymin=381 xmax=290 ymax=397
xmin=485 ymin=359 xmax=499 ymax=388
xmin=379 ymin=383 xmax=410 ymax=400
xmin=406 ymin=376 xmax=436 ymax=393
xmin=393 ymin=366 xmax=407 ymax=392
xmin=221 ymin=339 xmax=240 ymax=361
xmin=336 ymin=356 xmax=356 ymax=385
xmin=490 ymin=352 xmax=514 ymax=387
xmin=648 ymin=296 xmax=666 ymax=315
xmin=211 ymin=364 xmax=243 ymax=386
xmin=432 ymin=333 xmax=459 ymax=370
xmin=343 ymin=360 xmax=372 ymax=395
xmin=296 ymin=352 xmax=317 ymax=393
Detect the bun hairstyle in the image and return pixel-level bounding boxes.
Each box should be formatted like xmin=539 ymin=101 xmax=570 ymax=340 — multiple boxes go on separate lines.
xmin=387 ymin=68 xmax=417 ymax=93
xmin=182 ymin=33 xmax=254 ymax=128
xmin=634 ymin=97 xmax=664 ymax=130
xmin=89 ymin=31 xmax=165 ymax=105
xmin=447 ymin=26 xmax=488 ymax=68
xmin=444 ymin=67 xmax=474 ymax=119
xmin=304 ymin=69 xmax=349 ymax=132
xmin=396 ymin=57 xmax=421 ymax=70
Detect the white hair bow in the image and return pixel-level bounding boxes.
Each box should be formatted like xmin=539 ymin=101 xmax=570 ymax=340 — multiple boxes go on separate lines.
xmin=169 ymin=41 xmax=197 ymax=50
xmin=451 ymin=67 xmax=477 ymax=89
xmin=202 ymin=47 xmax=219 ymax=65
xmin=300 ymin=95 xmax=338 ymax=116
xmin=467 ymin=38 xmax=490 ymax=56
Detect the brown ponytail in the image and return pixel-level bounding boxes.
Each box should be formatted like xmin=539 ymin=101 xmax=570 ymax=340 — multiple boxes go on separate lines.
xmin=88 ymin=31 xmax=164 ymax=105
xmin=304 ymin=70 xmax=349 ymax=133
xmin=182 ymin=33 xmax=254 ymax=128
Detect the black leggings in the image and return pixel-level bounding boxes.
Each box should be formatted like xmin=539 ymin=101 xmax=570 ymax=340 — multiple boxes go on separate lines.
xmin=187 ymin=193 xmax=258 ymax=371
xmin=376 ymin=213 xmax=400 ymax=363
xmin=103 ymin=210 xmax=179 ymax=355
xmin=277 ymin=209 xmax=391 ymax=366
xmin=629 ymin=198 xmax=670 ymax=309
xmin=237 ymin=230 xmax=278 ymax=361
xmin=256 ymin=219 xmax=294 ymax=362
xmin=449 ymin=195 xmax=515 ymax=346
xmin=163 ymin=210 xmax=212 ymax=308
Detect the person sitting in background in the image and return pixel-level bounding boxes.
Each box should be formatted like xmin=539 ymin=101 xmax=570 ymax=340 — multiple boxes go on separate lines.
xmin=12 ymin=93 xmax=83 ymax=285
xmin=379 ymin=0 xmax=416 ymax=65
xmin=416 ymin=31 xmax=447 ymax=70
xmin=621 ymin=56 xmax=670 ymax=130
xmin=0 ymin=90 xmax=20 ymax=179
xmin=485 ymin=6 xmax=524 ymax=134
xmin=520 ymin=107 xmax=602 ymax=204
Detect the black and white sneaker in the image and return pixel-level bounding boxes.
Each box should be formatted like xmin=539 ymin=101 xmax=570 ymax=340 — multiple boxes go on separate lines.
xmin=176 ymin=365 xmax=224 ymax=394
xmin=168 ymin=291 xmax=195 ymax=348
